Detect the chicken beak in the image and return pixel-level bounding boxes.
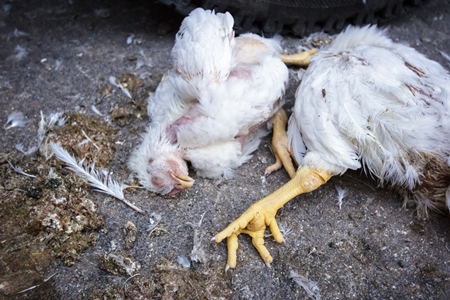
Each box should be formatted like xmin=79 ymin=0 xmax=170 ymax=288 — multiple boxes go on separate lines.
xmin=170 ymin=172 xmax=195 ymax=190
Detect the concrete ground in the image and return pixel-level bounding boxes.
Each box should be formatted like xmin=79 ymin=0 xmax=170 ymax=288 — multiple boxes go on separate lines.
xmin=1 ymin=0 xmax=449 ymax=299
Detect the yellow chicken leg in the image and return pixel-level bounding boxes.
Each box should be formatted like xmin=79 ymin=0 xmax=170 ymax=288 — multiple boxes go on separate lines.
xmin=265 ymin=50 xmax=316 ymax=177
xmin=214 ymin=167 xmax=332 ymax=269
xmin=265 ymin=108 xmax=296 ymax=178
xmin=214 ymin=48 xmax=321 ymax=269
xmin=280 ymin=48 xmax=317 ymax=67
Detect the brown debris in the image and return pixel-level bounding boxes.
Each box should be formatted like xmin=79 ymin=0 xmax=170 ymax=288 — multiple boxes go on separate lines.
xmin=43 ymin=112 xmax=117 ymax=168
xmin=0 ymin=112 xmax=118 ymax=297
xmin=110 ymin=99 xmax=147 ymax=127
xmin=123 ymin=221 xmax=138 ymax=249
xmin=152 ymin=259 xmax=233 ymax=300
xmin=99 ymin=252 xmax=141 ymax=276
xmin=115 ymin=73 xmax=144 ymax=96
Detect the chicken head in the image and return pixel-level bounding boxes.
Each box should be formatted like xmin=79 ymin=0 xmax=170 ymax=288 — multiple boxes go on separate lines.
xmin=128 ymin=126 xmax=194 ymax=196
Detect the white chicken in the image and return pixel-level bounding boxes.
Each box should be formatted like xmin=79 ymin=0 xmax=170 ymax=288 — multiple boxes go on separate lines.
xmin=128 ymin=8 xmax=289 ymax=196
xmin=215 ymin=25 xmax=450 ymax=269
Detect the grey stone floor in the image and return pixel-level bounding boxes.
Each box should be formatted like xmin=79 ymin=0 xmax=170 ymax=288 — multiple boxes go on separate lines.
xmin=1 ymin=0 xmax=449 ymax=299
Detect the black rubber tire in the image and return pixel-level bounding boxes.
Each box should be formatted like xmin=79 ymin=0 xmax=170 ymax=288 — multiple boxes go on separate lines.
xmin=157 ymin=0 xmax=425 ymax=36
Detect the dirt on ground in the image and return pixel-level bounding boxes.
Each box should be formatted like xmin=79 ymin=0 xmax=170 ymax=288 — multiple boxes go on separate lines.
xmin=1 ymin=0 xmax=450 ymax=299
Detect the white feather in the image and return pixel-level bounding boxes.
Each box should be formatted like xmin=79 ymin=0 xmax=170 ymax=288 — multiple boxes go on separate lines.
xmin=335 ymin=185 xmax=348 ymax=209
xmin=47 ymin=112 xmax=64 ymax=128
xmin=7 ymin=161 xmax=36 ymax=178
xmin=278 ymin=221 xmax=293 ymax=240
xmin=12 ymin=28 xmax=28 ymax=37
xmin=55 ymin=59 xmax=63 ymax=71
xmin=136 ymin=49 xmax=153 ymax=69
xmin=177 ymin=256 xmax=191 ymax=268
xmin=4 ymin=111 xmax=27 ymax=129
xmin=7 ymin=45 xmax=29 ymax=61
xmin=15 ymin=143 xmax=38 ymax=155
xmin=50 ymin=142 xmax=144 ymax=214
xmin=126 ymin=34 xmax=134 ymax=45
xmin=290 ymin=271 xmax=321 ymax=300
xmin=37 ymin=111 xmax=47 ymax=145
xmin=439 ymin=50 xmax=450 ymax=62
xmin=147 ymin=213 xmax=162 ymax=236
xmin=90 ymin=105 xmax=103 ymax=116
xmin=109 ymin=75 xmax=132 ymax=99
xmin=14 ymin=111 xmax=64 ymax=156
xmin=186 ymin=212 xmax=208 ymax=264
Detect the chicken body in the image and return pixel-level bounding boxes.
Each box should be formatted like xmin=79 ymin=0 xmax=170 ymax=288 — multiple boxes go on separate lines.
xmin=128 ymin=8 xmax=288 ymax=195
xmin=216 ymin=25 xmax=450 ymax=269
xmin=288 ymin=25 xmax=450 ymax=214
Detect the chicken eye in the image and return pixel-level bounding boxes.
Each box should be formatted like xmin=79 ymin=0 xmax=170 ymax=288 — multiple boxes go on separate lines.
xmin=151 ymin=176 xmax=164 ymax=187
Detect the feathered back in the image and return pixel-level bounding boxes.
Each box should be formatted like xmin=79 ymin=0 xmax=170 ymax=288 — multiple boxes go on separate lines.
xmin=175 ymin=33 xmax=288 ymax=150
xmin=330 ymin=25 xmax=392 ymax=52
xmin=171 ymin=8 xmax=235 ymax=84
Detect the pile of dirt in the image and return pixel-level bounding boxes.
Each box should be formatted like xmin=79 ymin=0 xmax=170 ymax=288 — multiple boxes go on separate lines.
xmin=0 ymin=112 xmax=116 ymax=297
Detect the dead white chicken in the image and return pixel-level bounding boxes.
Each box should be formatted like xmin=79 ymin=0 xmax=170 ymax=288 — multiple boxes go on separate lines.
xmin=128 ymin=8 xmax=289 ymax=196
xmin=215 ymin=25 xmax=450 ymax=268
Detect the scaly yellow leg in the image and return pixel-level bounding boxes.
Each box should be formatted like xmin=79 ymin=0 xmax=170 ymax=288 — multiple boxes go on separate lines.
xmin=265 ymin=108 xmax=296 ymax=178
xmin=264 ymin=49 xmax=317 ymax=176
xmin=214 ymin=167 xmax=332 ymax=269
xmin=214 ymin=47 xmax=321 ymax=269
xmin=280 ymin=48 xmax=317 ymax=67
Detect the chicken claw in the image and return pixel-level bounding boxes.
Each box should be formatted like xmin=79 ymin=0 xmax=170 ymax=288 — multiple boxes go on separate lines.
xmin=265 ymin=108 xmax=296 ymax=178
xmin=280 ymin=48 xmax=317 ymax=67
xmin=217 ymin=198 xmax=281 ymax=269
xmin=215 ymin=167 xmax=332 ymax=268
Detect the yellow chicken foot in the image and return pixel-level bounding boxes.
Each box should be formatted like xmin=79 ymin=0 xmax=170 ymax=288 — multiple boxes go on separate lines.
xmin=280 ymin=48 xmax=317 ymax=67
xmin=265 ymin=108 xmax=296 ymax=178
xmin=214 ymin=167 xmax=332 ymax=269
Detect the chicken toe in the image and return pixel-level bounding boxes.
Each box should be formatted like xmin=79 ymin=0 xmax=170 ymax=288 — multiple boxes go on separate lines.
xmin=280 ymin=48 xmax=317 ymax=67
xmin=265 ymin=108 xmax=296 ymax=178
xmin=215 ymin=167 xmax=333 ymax=268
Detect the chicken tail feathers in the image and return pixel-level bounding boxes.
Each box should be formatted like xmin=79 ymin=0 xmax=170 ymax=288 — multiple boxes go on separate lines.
xmin=172 ymin=8 xmax=235 ymax=83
